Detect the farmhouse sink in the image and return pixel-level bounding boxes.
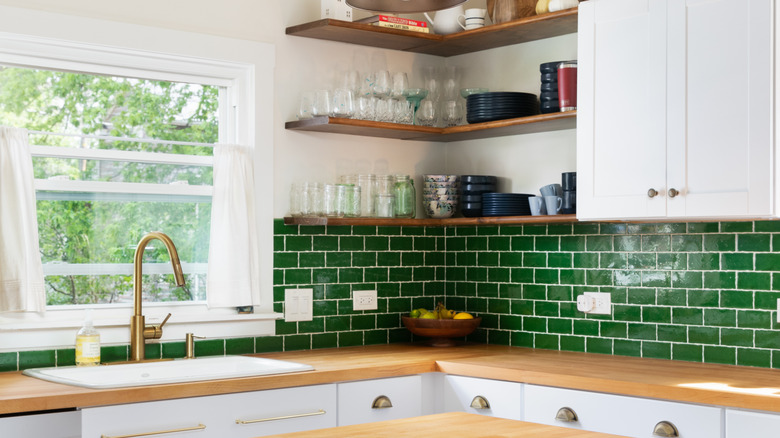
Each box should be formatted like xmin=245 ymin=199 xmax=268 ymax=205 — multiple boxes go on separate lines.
xmin=23 ymin=355 xmax=314 ymax=389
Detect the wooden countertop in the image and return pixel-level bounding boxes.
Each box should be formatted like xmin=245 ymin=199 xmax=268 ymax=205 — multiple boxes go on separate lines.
xmin=265 ymin=412 xmax=630 ymax=438
xmin=2 ymin=344 xmax=780 ymax=415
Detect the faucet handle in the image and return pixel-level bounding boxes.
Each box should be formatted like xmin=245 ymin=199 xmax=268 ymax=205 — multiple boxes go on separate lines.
xmin=143 ymin=313 xmax=172 ymax=340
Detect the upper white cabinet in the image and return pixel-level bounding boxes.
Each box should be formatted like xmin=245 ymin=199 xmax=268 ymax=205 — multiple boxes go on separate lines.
xmin=577 ymin=0 xmax=773 ymax=220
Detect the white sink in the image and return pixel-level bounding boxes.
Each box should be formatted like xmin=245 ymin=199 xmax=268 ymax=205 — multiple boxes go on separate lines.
xmin=23 ymin=356 xmax=314 ymax=389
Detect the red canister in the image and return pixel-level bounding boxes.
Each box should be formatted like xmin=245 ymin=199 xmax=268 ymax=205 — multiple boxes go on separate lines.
xmin=557 ymin=61 xmax=577 ymax=111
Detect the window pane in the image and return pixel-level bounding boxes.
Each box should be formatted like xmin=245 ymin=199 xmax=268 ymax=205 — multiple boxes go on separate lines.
xmin=33 ymin=157 xmax=212 ymax=185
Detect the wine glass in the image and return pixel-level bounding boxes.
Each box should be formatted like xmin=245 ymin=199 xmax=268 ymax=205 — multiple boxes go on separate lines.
xmin=402 ymin=88 xmax=429 ymax=125
xmin=391 ymin=72 xmax=409 ymax=100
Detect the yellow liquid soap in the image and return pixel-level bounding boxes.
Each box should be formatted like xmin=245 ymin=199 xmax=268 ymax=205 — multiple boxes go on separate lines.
xmin=76 ymin=309 xmax=100 ymax=366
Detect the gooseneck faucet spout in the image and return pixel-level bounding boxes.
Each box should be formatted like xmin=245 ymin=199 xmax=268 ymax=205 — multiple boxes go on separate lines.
xmin=130 ymin=231 xmax=186 ymax=362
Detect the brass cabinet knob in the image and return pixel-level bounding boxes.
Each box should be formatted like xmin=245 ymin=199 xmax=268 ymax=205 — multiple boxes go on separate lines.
xmin=668 ymin=188 xmax=679 ymax=198
xmin=555 ymin=407 xmax=578 ymax=423
xmin=647 ymin=188 xmax=658 ymax=198
xmin=371 ymin=395 xmax=393 ymax=409
xmin=653 ymin=421 xmax=679 ymax=437
xmin=470 ymin=395 xmax=490 ymax=410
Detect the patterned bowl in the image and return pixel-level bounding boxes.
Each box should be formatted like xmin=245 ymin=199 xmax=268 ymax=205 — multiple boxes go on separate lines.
xmin=424 ymin=199 xmax=458 ymax=218
xmin=423 ymin=174 xmax=459 ymax=183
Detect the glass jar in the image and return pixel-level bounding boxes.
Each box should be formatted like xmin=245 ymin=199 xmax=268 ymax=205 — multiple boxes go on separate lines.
xmin=375 ymin=193 xmax=395 ymax=218
xmin=344 ymin=184 xmax=361 ymax=218
xmin=289 ymin=183 xmax=303 ymax=217
xmin=301 ymin=182 xmax=323 ymax=217
xmin=324 ymin=184 xmax=346 ymax=217
xmin=358 ymin=174 xmax=376 ymax=217
xmin=393 ymin=174 xmax=415 ymax=218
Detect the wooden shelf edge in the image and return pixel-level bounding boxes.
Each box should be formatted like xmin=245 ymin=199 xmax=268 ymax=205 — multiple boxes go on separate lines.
xmin=285 ymin=9 xmax=578 ymax=57
xmin=283 ymin=215 xmax=578 ymax=227
xmin=285 ymin=112 xmax=576 ymax=142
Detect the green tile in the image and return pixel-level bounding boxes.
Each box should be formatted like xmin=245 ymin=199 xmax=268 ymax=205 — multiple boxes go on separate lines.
xmin=195 ymin=339 xmax=224 ymax=357
xmin=364 ymin=329 xmax=388 ymax=345
xmin=285 ymin=334 xmax=312 ymax=351
xmin=467 ymin=236 xmax=489 ymax=251
xmin=627 ymin=253 xmax=656 ymax=269
xmin=523 ymin=316 xmax=547 ymax=332
xmin=642 ymin=271 xmax=670 ymax=287
xmin=536 ymin=236 xmax=560 ymax=251
xmin=0 ymin=353 xmax=16 ymax=372
xmin=299 ymin=318 xmax=326 ymax=333
xmin=326 ymin=225 xmax=352 ymax=235
xmin=755 ymin=330 xmax=780 ymax=349
xmin=703 ymin=272 xmax=736 ymax=289
xmin=673 ymin=344 xmax=702 ymax=362
xmin=703 ymin=234 xmax=736 ymax=252
xmin=738 ymin=272 xmax=771 ymax=291
xmin=720 ymin=290 xmax=754 ymax=308
xmin=548 ymin=318 xmax=572 ymax=334
xmin=627 ymin=224 xmax=656 ymax=234
xmin=626 ymin=288 xmax=655 ymax=305
xmin=560 ymin=236 xmax=586 ymax=252
xmin=688 ymin=326 xmax=719 ymax=345
xmin=755 ymin=291 xmax=780 ymax=309
xmin=720 ymin=328 xmax=753 ymax=347
xmin=560 ymin=336 xmax=586 ymax=352
xmin=703 ymin=346 xmax=736 ymax=365
xmin=688 ymin=289 xmax=719 ymax=307
xmin=274 ymin=219 xmax=297 ymax=234
xmin=511 ymin=331 xmax=534 ymax=347
xmin=658 ymin=253 xmax=687 ymax=270
xmin=365 ymin=236 xmax=389 ymax=251
xmin=614 ymin=270 xmax=641 ymax=287
xmin=755 ymin=221 xmax=780 ymax=232
xmin=300 ymin=252 xmax=326 ymax=268
xmin=657 ymin=324 xmax=686 ymax=343
xmin=534 ymin=334 xmax=558 ymax=350
xmin=353 ymin=252 xmax=377 ymax=267
xmin=57 ymin=349 xmax=76 ymax=367
xmin=671 ymin=235 xmax=703 ymax=252
xmin=524 ymin=253 xmax=547 ymax=268
xmin=642 ymin=307 xmax=671 ymax=324
xmin=671 ymin=271 xmax=702 ymax=289
xmin=312 ymin=332 xmax=339 ymax=349
xmin=573 ymin=319 xmax=600 ymax=336
xmin=600 ymin=223 xmax=627 ymax=235
xmin=657 ymin=288 xmax=686 ymax=306
xmin=275 ymin=253 xmax=298 ymax=268
xmin=722 ymin=222 xmax=753 ymax=233
xmin=547 ymin=285 xmax=572 ymax=301
xmin=704 ymin=309 xmax=737 ymax=327
xmin=737 ymin=310 xmax=772 ymax=329
xmin=535 ymin=268 xmax=559 ymax=284
xmin=673 ymin=308 xmax=703 ymax=325
xmin=613 ymin=305 xmax=642 ymax=322
xmin=559 ymin=269 xmax=586 ymax=285
xmin=488 ymin=236 xmax=511 ymax=251
xmin=587 ymin=236 xmax=613 ymax=251
xmin=586 ymin=337 xmax=613 ymax=354
xmin=737 ymin=348 xmax=771 ymax=368
xmin=255 ymin=336 xmax=284 ymax=353
xmin=524 ymin=225 xmax=547 ymax=235
xmin=642 ymin=235 xmax=671 ymax=252
xmin=161 ymin=341 xmax=186 ymax=359
xmin=615 ymin=235 xmax=642 ymax=252
xmin=286 ymin=236 xmax=313 ymax=252
xmin=226 ymin=337 xmax=255 ymax=355
xmin=573 ymin=253 xmax=599 ymax=269
xmin=642 ymin=341 xmax=671 ymax=359
xmin=101 ymin=345 xmax=128 ymax=363
xmin=613 ymin=339 xmax=642 ymax=357
xmin=574 ymin=223 xmax=600 ymax=235
xmin=687 ymin=222 xmax=719 ymax=233
xmin=352 ymin=225 xmax=377 ymax=236
xmin=688 ymin=253 xmax=720 ymax=270
xmin=548 ymin=253 xmax=572 ymax=268
xmin=586 ymin=270 xmax=612 ymax=286
xmin=600 ymin=321 xmax=627 ymax=338
xmin=390 ymin=236 xmax=413 ymax=251
xmin=534 ymin=300 xmax=558 ymax=317
xmin=479 ymin=252 xmax=500 ymax=267
xmin=511 ymin=299 xmax=534 ymax=315
xmin=756 ymin=253 xmax=780 ymax=272
xmin=601 ymin=253 xmax=628 ymax=269
xmin=144 ymin=343 xmax=161 ymax=360
xmin=548 ymin=224 xmax=573 ymax=235
xmin=738 ymin=234 xmax=771 ymax=252
xmin=721 ymin=253 xmax=753 ymax=271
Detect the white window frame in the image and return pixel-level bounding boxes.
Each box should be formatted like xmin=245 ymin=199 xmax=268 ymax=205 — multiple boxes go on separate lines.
xmin=0 ymin=7 xmax=278 ymax=352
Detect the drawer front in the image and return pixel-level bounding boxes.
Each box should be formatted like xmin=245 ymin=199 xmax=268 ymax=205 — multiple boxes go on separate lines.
xmin=82 ymin=384 xmax=336 ymax=438
xmin=337 ymin=376 xmax=422 ymax=426
xmin=524 ymin=384 xmax=722 ymax=438
xmin=0 ymin=410 xmax=80 ymax=438
xmin=223 ymin=384 xmax=337 ymax=437
xmin=442 ymin=375 xmax=523 ymax=420
xmin=726 ymin=409 xmax=780 ymax=437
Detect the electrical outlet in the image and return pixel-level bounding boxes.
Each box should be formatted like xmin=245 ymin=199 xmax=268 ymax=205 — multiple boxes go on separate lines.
xmin=285 ymin=288 xmax=313 ymax=322
xmin=776 ymin=298 xmax=780 ymax=323
xmin=577 ymin=292 xmax=611 ymax=315
xmin=353 ymin=290 xmax=378 ymax=311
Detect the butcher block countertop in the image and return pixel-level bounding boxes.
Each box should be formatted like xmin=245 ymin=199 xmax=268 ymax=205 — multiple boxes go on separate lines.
xmin=265 ymin=412 xmax=629 ymax=438
xmin=2 ymin=343 xmax=780 ymax=415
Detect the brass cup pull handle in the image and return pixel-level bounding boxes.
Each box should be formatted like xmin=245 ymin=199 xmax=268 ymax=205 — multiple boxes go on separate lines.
xmin=372 ymin=395 xmax=393 ymax=409
xmin=648 ymin=188 xmax=659 ymax=198
xmin=470 ymin=395 xmax=490 ymax=410
xmin=653 ymin=421 xmax=679 ymax=437
xmin=101 ymin=423 xmax=205 ymax=438
xmin=236 ymin=409 xmax=326 ymax=425
xmin=668 ymin=188 xmax=679 ymax=198
xmin=555 ymin=407 xmax=578 ymax=423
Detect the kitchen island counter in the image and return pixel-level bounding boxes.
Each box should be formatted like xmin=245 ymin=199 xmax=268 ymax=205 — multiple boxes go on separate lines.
xmin=1 ymin=343 xmax=779 ymax=415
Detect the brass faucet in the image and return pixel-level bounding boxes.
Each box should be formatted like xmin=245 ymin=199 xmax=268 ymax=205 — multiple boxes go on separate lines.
xmin=130 ymin=231 xmax=185 ymax=362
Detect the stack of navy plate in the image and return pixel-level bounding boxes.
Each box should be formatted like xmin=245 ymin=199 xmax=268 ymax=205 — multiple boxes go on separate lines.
xmin=466 ymin=92 xmax=540 ymax=124
xmin=460 ymin=175 xmax=497 ymax=217
xmin=539 ymin=61 xmax=565 ymax=113
xmin=482 ymin=193 xmax=533 ymax=217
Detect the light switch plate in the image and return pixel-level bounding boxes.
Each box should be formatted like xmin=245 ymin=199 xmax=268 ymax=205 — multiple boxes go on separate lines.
xmin=285 ymin=288 xmax=313 ymax=322
xmin=353 ymin=290 xmax=378 ymax=311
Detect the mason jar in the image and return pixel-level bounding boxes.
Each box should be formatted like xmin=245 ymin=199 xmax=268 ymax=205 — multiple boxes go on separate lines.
xmin=393 ymin=174 xmax=415 ymax=218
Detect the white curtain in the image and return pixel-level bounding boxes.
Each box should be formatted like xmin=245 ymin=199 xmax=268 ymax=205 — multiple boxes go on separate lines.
xmin=207 ymin=144 xmax=260 ymax=309
xmin=0 ymin=126 xmax=46 ymax=313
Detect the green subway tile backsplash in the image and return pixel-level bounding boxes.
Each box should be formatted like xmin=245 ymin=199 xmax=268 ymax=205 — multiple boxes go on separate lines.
xmin=5 ymin=219 xmax=780 ymax=373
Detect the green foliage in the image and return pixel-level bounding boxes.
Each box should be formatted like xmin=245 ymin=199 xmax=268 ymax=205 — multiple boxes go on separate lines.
xmin=0 ymin=66 xmax=219 ymax=305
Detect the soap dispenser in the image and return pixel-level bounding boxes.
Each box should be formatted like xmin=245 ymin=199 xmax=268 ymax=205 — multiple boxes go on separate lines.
xmin=76 ymin=309 xmax=101 ymax=366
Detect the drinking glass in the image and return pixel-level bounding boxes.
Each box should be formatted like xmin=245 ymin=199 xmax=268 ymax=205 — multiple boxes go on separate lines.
xmin=393 ymin=99 xmax=413 ymax=124
xmin=356 ymin=96 xmax=375 ymax=121
xmin=312 ymin=89 xmax=331 ymax=116
xmin=417 ymin=100 xmax=438 ymax=127
xmin=297 ymin=91 xmax=314 ymax=120
xmin=375 ymin=98 xmax=394 ymax=122
xmin=391 ymin=72 xmax=409 ymax=99
xmin=442 ymin=100 xmax=463 ymax=127
xmin=373 ymin=70 xmax=392 ymax=99
xmin=423 ymin=66 xmax=440 ymax=102
xmin=330 ymin=88 xmax=355 ymax=118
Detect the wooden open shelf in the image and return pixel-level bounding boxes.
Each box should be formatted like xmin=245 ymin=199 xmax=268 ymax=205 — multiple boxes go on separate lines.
xmin=284 ymin=214 xmax=577 ymax=227
xmin=286 ymin=111 xmax=576 ymax=142
xmin=285 ymin=9 xmax=579 ymax=57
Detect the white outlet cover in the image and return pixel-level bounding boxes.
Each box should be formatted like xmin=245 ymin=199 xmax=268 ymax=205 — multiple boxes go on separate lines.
xmin=583 ymin=292 xmax=611 ymax=315
xmin=285 ymin=288 xmax=313 ymax=322
xmin=353 ymin=290 xmax=378 ymax=311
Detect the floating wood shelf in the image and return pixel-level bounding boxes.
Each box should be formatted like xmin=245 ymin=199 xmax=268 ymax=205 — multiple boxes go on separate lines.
xmin=284 ymin=214 xmax=578 ymax=227
xmin=285 ymin=9 xmax=579 ymax=57
xmin=285 ymin=111 xmax=576 ymax=142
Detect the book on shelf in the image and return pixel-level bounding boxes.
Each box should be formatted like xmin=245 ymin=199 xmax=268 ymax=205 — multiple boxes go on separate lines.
xmin=357 ymin=15 xmax=430 ymax=33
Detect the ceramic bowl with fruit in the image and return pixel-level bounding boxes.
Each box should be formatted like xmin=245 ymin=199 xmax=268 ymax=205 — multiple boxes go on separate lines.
xmin=402 ymin=304 xmax=480 ymax=347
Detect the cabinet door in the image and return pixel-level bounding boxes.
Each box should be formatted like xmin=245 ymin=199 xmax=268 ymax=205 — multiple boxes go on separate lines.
xmin=524 ymin=384 xmax=722 ymax=438
xmin=666 ymin=0 xmax=772 ymax=217
xmin=337 ymin=376 xmax=422 ymax=426
xmin=725 ymin=409 xmax=780 ymax=437
xmin=442 ymin=375 xmax=523 ymax=420
xmin=577 ymin=0 xmax=669 ymax=220
xmin=0 ymin=410 xmax=80 ymax=438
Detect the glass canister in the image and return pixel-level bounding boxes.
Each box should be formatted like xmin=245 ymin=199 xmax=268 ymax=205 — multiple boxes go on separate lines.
xmin=375 ymin=193 xmax=395 ymax=218
xmin=324 ymin=184 xmax=347 ymax=217
xmin=289 ymin=183 xmax=304 ymax=217
xmin=375 ymin=174 xmax=394 ymax=196
xmin=358 ymin=174 xmax=376 ymax=217
xmin=344 ymin=184 xmax=361 ymax=218
xmin=393 ymin=174 xmax=415 ymax=218
xmin=301 ymin=182 xmax=323 ymax=217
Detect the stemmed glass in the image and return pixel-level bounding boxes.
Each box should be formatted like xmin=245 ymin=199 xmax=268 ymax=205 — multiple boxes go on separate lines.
xmin=402 ymin=88 xmax=429 ymax=125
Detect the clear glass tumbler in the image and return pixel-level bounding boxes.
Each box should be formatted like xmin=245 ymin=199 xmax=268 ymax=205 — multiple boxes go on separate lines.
xmin=375 ymin=193 xmax=395 ymax=218
xmin=358 ymin=174 xmax=376 ymax=217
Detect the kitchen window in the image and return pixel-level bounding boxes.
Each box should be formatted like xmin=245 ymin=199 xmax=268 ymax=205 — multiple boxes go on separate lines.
xmin=0 ymin=10 xmax=276 ymax=351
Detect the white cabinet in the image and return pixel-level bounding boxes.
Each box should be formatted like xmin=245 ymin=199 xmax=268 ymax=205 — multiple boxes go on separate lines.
xmin=524 ymin=384 xmax=722 ymax=438
xmin=442 ymin=375 xmax=523 ymax=420
xmin=337 ymin=375 xmax=422 ymax=426
xmin=577 ymin=0 xmax=773 ymax=220
xmin=0 ymin=410 xmax=80 ymax=438
xmin=81 ymin=384 xmax=337 ymax=438
xmin=725 ymin=409 xmax=780 ymax=437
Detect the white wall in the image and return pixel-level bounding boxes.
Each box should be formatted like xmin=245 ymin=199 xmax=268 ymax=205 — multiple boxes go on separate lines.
xmin=0 ymin=0 xmax=577 ymax=216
